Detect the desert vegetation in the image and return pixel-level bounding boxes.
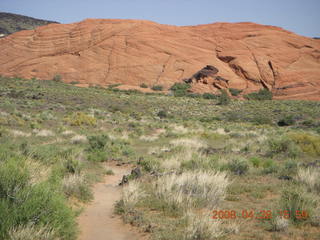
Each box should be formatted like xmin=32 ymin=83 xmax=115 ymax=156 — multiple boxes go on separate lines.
xmin=0 ymin=76 xmax=319 ymax=239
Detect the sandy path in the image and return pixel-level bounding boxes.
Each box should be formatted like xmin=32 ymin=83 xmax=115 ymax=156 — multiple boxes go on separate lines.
xmin=78 ymin=163 xmax=144 ymax=240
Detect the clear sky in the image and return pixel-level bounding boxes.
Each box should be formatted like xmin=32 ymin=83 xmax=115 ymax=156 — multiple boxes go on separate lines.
xmin=1 ymin=0 xmax=319 ymax=37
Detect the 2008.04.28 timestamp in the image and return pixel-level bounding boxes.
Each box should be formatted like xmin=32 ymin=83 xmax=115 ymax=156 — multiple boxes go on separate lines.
xmin=211 ymin=210 xmax=309 ymax=220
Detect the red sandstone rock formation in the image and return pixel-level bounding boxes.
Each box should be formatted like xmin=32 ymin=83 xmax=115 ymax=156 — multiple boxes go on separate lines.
xmin=0 ymin=19 xmax=319 ymax=100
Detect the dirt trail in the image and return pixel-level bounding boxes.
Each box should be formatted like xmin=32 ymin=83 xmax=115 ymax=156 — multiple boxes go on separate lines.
xmin=78 ymin=163 xmax=145 ymax=240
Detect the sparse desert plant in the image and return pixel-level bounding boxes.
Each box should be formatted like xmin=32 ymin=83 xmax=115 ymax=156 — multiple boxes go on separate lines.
xmin=8 ymin=224 xmax=57 ymax=240
xmin=202 ymin=93 xmax=217 ymax=99
xmin=139 ymin=83 xmax=148 ymax=88
xmin=184 ymin=211 xmax=222 ymax=240
xmin=229 ymin=88 xmax=242 ymax=96
xmin=244 ymin=88 xmax=272 ymax=100
xmin=87 ymin=134 xmax=109 ymax=151
xmin=62 ymin=174 xmax=92 ymax=202
xmin=151 ymin=85 xmax=163 ymax=91
xmin=297 ymin=168 xmax=320 ymax=193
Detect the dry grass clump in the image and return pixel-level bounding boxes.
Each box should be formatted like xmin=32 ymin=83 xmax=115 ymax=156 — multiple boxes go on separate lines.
xmin=297 ymin=168 xmax=320 ymax=193
xmin=8 ymin=224 xmax=57 ymax=240
xmin=184 ymin=211 xmax=222 ymax=240
xmin=170 ymin=137 xmax=207 ymax=150
xmin=139 ymin=135 xmax=159 ymax=142
xmin=36 ymin=130 xmax=55 ymax=137
xmin=161 ymin=148 xmax=194 ymax=170
xmin=11 ymin=130 xmax=31 ymax=137
xmin=122 ymin=180 xmax=145 ymax=211
xmin=62 ymin=174 xmax=92 ymax=202
xmin=61 ymin=130 xmax=74 ymax=136
xmin=154 ymin=170 xmax=229 ymax=209
xmin=70 ymin=135 xmax=87 ymax=144
xmin=26 ymin=158 xmax=51 ymax=184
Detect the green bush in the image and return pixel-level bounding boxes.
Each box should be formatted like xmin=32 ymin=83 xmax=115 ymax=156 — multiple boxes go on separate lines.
xmin=229 ymin=88 xmax=242 ymax=96
xmin=169 ymin=82 xmax=191 ymax=97
xmin=87 ymin=134 xmax=109 ymax=151
xmin=226 ymin=159 xmax=249 ymax=175
xmin=157 ymin=110 xmax=167 ymax=119
xmin=87 ymin=149 xmax=107 ymax=162
xmin=244 ymin=88 xmax=273 ymax=100
xmin=217 ymin=90 xmax=230 ymax=105
xmin=151 ymin=85 xmax=163 ymax=91
xmin=248 ymin=157 xmax=262 ymax=168
xmin=139 ymin=83 xmax=148 ymax=88
xmin=0 ymin=157 xmax=77 ymax=239
xmin=261 ymin=159 xmax=278 ymax=174
xmin=267 ymin=136 xmax=300 ymax=158
xmin=202 ymin=93 xmax=217 ymax=99
xmin=277 ymin=115 xmax=296 ymax=126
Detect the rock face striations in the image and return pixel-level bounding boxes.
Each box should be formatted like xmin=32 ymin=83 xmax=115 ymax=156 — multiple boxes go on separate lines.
xmin=0 ymin=19 xmax=319 ymax=100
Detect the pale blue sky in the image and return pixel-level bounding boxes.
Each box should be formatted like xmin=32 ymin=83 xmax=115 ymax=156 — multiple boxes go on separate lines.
xmin=1 ymin=0 xmax=319 ymax=37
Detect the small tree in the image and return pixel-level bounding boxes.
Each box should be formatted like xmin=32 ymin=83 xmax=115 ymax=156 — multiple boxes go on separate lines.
xmin=52 ymin=74 xmax=62 ymax=82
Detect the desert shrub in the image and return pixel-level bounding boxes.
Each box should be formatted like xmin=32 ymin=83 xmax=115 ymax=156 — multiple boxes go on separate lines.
xmin=65 ymin=112 xmax=96 ymax=127
xmin=217 ymin=90 xmax=230 ymax=105
xmin=248 ymin=157 xmax=262 ymax=168
xmin=87 ymin=149 xmax=107 ymax=162
xmin=279 ymin=160 xmax=298 ymax=176
xmin=244 ymin=88 xmax=272 ymax=100
xmin=0 ymin=158 xmax=77 ymax=239
xmin=277 ymin=115 xmax=296 ymax=126
xmin=170 ymin=82 xmax=191 ymax=97
xmin=202 ymin=93 xmax=217 ymax=99
xmin=157 ymin=110 xmax=167 ymax=119
xmin=279 ymin=187 xmax=315 ymax=224
xmin=251 ymin=115 xmax=273 ymax=125
xmin=229 ymin=88 xmax=242 ymax=96
xmin=87 ymin=134 xmax=109 ymax=151
xmin=261 ymin=159 xmax=278 ymax=174
xmin=70 ymin=81 xmax=80 ymax=85
xmin=62 ymin=174 xmax=92 ymax=202
xmin=151 ymin=85 xmax=163 ymax=91
xmin=51 ymin=74 xmax=62 ymax=83
xmin=62 ymin=158 xmax=83 ymax=174
xmin=288 ymin=133 xmax=320 ymax=156
xmin=226 ymin=159 xmax=249 ymax=175
xmin=139 ymin=83 xmax=148 ymax=88
xmin=267 ymin=136 xmax=300 ymax=158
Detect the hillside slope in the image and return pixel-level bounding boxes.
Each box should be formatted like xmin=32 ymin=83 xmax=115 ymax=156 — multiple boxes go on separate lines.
xmin=0 ymin=19 xmax=319 ymax=100
xmin=0 ymin=12 xmax=58 ymax=36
